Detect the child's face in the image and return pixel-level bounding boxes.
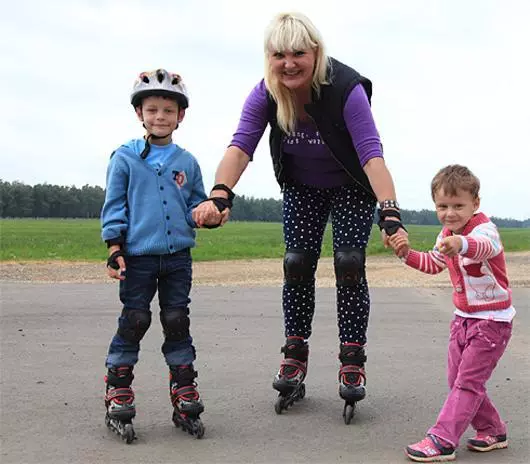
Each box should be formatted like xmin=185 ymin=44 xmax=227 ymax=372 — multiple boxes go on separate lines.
xmin=136 ymin=96 xmax=184 ymax=138
xmin=434 ymin=188 xmax=480 ymax=234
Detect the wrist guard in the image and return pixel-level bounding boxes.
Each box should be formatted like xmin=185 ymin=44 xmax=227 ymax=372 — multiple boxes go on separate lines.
xmin=211 ymin=197 xmax=232 ymax=212
xmin=199 ymin=197 xmax=232 ymax=229
xmin=107 ymin=250 xmax=125 ymax=270
xmin=211 ymin=184 xmax=235 ymax=202
xmin=377 ymin=208 xmax=407 ymax=236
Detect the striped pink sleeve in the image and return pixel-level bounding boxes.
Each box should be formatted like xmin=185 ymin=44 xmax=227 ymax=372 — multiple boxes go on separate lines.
xmin=405 ymin=249 xmax=446 ymax=274
xmin=463 ymin=222 xmax=502 ymax=260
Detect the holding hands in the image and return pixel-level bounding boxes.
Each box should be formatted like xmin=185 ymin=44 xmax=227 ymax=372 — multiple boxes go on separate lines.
xmin=388 ymin=232 xmax=410 ymax=259
xmin=193 ymin=183 xmax=235 ymax=228
xmin=192 ymin=200 xmax=230 ymax=228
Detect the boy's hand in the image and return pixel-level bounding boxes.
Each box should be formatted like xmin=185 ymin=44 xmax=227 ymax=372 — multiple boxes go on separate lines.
xmin=192 ymin=201 xmax=222 ymax=227
xmin=388 ymin=233 xmax=410 ymax=258
xmin=201 ymin=208 xmax=231 ymax=227
xmin=437 ymin=236 xmax=463 ymax=257
xmin=107 ymin=245 xmax=126 ymax=280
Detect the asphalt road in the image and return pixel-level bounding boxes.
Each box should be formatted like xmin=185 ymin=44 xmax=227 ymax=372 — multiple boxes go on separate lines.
xmin=1 ymin=283 xmax=528 ymax=464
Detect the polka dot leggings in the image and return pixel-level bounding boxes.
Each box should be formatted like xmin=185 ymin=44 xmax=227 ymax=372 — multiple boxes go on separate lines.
xmin=282 ymin=183 xmax=376 ymax=345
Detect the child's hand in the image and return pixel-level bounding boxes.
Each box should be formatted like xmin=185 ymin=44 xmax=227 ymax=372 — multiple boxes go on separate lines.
xmin=202 ymin=217 xmax=223 ymax=228
xmin=437 ymin=236 xmax=463 ymax=257
xmin=388 ymin=233 xmax=410 ymax=258
xmin=192 ymin=202 xmax=222 ymax=228
xmin=107 ymin=246 xmax=126 ymax=280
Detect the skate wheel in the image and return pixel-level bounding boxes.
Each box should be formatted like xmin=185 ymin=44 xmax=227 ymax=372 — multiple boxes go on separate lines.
xmin=343 ymin=403 xmax=355 ymax=425
xmin=124 ymin=424 xmax=136 ymax=445
xmin=274 ymin=397 xmax=284 ymax=415
xmin=299 ymin=384 xmax=306 ymax=400
xmin=124 ymin=423 xmax=135 ymax=444
xmin=195 ymin=420 xmax=205 ymax=439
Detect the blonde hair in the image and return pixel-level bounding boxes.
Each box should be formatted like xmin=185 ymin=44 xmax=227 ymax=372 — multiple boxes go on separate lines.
xmin=431 ymin=165 xmax=481 ymax=200
xmin=264 ymin=12 xmax=329 ymax=134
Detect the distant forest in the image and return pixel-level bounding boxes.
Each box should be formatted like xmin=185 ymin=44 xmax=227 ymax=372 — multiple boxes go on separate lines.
xmin=1 ymin=180 xmax=528 ymax=228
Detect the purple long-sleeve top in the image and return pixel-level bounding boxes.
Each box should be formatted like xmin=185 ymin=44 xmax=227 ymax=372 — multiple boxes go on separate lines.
xmin=229 ymin=80 xmax=383 ymax=188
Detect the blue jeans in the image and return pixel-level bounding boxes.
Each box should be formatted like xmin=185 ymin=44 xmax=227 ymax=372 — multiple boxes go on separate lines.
xmin=106 ymin=250 xmax=196 ymax=368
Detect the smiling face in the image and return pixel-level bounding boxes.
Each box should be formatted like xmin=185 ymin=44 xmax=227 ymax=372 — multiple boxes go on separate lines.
xmin=268 ymin=48 xmax=316 ymax=92
xmin=135 ymin=96 xmax=184 ymax=142
xmin=434 ymin=188 xmax=480 ymax=234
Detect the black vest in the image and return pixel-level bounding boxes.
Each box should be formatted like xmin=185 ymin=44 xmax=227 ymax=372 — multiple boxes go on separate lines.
xmin=267 ymin=57 xmax=376 ymax=198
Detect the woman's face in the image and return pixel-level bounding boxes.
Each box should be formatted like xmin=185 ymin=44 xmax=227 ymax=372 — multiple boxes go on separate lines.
xmin=269 ymin=48 xmax=316 ymax=91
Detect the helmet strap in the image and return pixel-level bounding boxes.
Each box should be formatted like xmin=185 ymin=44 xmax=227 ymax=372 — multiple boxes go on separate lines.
xmin=139 ymin=124 xmax=177 ymax=159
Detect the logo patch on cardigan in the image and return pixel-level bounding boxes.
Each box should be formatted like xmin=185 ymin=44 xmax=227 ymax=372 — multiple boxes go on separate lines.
xmin=172 ymin=170 xmax=187 ymax=188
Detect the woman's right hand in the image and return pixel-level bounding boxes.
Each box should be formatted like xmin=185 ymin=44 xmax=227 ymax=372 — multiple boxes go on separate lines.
xmin=193 ymin=200 xmax=224 ymax=227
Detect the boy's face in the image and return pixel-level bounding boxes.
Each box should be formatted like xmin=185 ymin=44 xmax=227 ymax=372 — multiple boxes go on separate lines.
xmin=434 ymin=188 xmax=480 ymax=234
xmin=136 ymin=96 xmax=185 ymax=138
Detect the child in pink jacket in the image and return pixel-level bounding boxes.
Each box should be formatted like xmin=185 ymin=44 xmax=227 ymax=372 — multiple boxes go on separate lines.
xmin=389 ymin=165 xmax=514 ymax=462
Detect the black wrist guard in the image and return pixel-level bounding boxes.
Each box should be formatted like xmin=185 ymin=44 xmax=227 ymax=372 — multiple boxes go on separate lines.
xmin=211 ymin=184 xmax=235 ymax=202
xmin=211 ymin=197 xmax=232 ymax=212
xmin=377 ymin=208 xmax=407 ymax=236
xmin=107 ymin=250 xmax=125 ymax=270
xmin=197 ymin=197 xmax=232 ymax=229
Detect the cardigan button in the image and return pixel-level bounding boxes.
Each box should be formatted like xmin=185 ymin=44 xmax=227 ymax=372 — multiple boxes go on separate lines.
xmin=455 ymin=285 xmax=463 ymax=293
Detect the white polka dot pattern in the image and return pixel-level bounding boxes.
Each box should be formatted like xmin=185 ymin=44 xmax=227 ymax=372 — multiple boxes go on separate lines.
xmin=282 ymin=183 xmax=376 ymax=345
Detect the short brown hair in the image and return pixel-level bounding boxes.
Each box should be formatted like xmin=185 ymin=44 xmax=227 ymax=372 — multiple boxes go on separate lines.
xmin=431 ymin=165 xmax=480 ymax=200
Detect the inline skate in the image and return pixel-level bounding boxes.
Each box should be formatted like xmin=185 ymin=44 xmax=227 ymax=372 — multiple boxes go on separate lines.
xmin=104 ymin=366 xmax=137 ymax=443
xmin=338 ymin=343 xmax=367 ymax=424
xmin=170 ymin=365 xmax=205 ymax=439
xmin=273 ymin=336 xmax=308 ymax=414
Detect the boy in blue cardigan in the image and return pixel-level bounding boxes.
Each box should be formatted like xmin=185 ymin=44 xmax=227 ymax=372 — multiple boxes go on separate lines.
xmin=101 ymin=69 xmax=229 ymax=440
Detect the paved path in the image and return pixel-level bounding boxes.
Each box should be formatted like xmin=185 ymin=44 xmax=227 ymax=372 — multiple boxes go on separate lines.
xmin=1 ymin=283 xmax=528 ymax=463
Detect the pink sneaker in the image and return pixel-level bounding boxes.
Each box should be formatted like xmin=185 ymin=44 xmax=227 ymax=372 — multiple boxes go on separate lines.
xmin=467 ymin=434 xmax=508 ymax=452
xmin=405 ymin=434 xmax=456 ymax=462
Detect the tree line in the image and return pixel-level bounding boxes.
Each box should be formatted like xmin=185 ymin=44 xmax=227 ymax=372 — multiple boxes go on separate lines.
xmin=1 ymin=180 xmax=528 ymax=228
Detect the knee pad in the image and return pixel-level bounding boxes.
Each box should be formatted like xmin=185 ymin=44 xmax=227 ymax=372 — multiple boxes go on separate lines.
xmin=117 ymin=309 xmax=151 ymax=343
xmin=334 ymin=246 xmax=366 ymax=286
xmin=161 ymin=308 xmax=190 ymax=342
xmin=339 ymin=344 xmax=367 ymax=366
xmin=283 ymin=249 xmax=318 ymax=285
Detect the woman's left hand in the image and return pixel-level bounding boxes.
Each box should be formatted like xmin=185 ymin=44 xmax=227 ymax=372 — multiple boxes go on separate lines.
xmin=382 ymin=226 xmax=409 ymax=258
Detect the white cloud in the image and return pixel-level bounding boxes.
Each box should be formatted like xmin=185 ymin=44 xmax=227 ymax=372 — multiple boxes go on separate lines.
xmin=2 ymin=0 xmax=529 ymax=219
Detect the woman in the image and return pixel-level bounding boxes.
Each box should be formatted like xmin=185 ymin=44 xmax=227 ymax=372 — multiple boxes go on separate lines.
xmin=194 ymin=12 xmax=407 ymax=417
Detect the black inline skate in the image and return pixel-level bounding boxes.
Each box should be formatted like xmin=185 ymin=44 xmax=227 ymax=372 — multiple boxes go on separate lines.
xmin=104 ymin=366 xmax=137 ymax=443
xmin=169 ymin=365 xmax=205 ymax=439
xmin=272 ymin=336 xmax=308 ymax=414
xmin=338 ymin=343 xmax=367 ymax=424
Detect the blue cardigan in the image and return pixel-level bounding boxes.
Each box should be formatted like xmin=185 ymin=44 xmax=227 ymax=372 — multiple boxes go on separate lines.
xmin=101 ymin=139 xmax=207 ymax=255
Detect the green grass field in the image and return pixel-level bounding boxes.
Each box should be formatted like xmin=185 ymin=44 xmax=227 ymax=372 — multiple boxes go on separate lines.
xmin=1 ymin=219 xmax=529 ymax=262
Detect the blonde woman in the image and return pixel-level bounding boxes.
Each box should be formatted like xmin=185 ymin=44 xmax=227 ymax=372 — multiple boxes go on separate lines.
xmin=194 ymin=12 xmax=407 ymax=420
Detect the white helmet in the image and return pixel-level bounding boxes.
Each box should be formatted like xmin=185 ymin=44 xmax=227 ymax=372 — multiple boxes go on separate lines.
xmin=130 ymin=69 xmax=189 ymax=109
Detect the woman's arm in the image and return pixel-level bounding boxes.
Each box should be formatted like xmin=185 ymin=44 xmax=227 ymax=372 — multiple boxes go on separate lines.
xmin=362 ymin=157 xmax=397 ymax=204
xmin=193 ymin=146 xmax=250 ymax=227
xmin=342 ymin=84 xmax=407 ymax=253
xmin=193 ymin=82 xmax=268 ymax=227
xmin=212 ymin=146 xmax=251 ymax=194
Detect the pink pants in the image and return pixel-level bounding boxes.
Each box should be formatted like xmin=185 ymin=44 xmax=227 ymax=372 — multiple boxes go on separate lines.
xmin=428 ymin=315 xmax=512 ymax=447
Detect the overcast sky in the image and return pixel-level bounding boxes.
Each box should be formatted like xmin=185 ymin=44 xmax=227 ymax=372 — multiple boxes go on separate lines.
xmin=3 ymin=0 xmax=529 ymax=219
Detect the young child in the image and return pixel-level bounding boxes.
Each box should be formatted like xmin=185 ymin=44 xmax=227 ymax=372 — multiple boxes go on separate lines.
xmin=389 ymin=165 xmax=514 ymax=462
xmin=101 ymin=69 xmax=224 ymax=440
